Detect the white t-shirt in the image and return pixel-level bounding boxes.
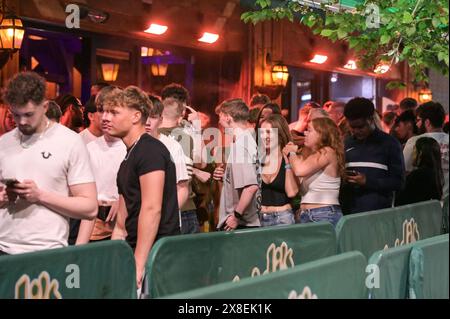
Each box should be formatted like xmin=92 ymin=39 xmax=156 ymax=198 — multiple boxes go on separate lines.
xmin=0 ymin=124 xmax=95 ymax=254
xmin=403 ymin=132 xmax=449 ymax=195
xmin=158 ymin=133 xmax=189 ymax=183
xmin=79 ymin=128 xmax=99 ymax=145
xmin=87 ymin=136 xmax=126 ymax=202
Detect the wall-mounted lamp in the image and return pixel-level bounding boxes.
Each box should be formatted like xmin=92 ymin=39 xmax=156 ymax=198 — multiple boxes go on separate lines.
xmin=418 ymin=89 xmax=432 ymax=103
xmin=144 ymin=23 xmax=168 ymax=35
xmin=374 ymin=62 xmax=390 ymax=74
xmin=141 ymin=47 xmax=154 ymax=57
xmin=310 ymin=54 xmax=328 ymax=64
xmin=198 ymin=32 xmax=219 ymax=44
xmin=330 ymin=73 xmax=338 ymax=83
xmin=271 ymin=62 xmax=289 ymax=86
xmin=151 ymin=63 xmax=168 ymax=77
xmin=0 ymin=0 xmax=24 ymax=52
xmin=101 ymin=63 xmax=119 ymax=82
xmin=344 ymin=60 xmax=357 ymax=70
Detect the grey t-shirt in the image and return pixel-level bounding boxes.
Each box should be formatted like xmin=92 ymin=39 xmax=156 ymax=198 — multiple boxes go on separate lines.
xmin=217 ymin=130 xmax=261 ymax=229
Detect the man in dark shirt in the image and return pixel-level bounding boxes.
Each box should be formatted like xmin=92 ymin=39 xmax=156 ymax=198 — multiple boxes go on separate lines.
xmin=340 ymin=97 xmax=405 ymax=214
xmin=102 ymin=86 xmax=179 ymax=290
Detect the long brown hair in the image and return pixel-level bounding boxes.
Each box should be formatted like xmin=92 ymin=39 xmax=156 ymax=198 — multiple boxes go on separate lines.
xmin=311 ymin=117 xmax=345 ymax=177
xmin=260 ymin=113 xmax=292 ymax=150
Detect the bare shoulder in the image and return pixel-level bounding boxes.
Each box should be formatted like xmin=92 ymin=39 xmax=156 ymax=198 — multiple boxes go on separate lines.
xmin=319 ymin=147 xmax=336 ymax=159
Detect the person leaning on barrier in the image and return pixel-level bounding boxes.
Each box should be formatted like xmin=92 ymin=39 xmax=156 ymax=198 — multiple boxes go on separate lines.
xmin=0 ymin=71 xmax=97 ymax=256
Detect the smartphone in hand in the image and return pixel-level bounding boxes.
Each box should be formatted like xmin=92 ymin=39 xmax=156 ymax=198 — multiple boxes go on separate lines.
xmin=346 ymin=170 xmax=358 ymax=177
xmin=0 ymin=178 xmax=20 ymax=188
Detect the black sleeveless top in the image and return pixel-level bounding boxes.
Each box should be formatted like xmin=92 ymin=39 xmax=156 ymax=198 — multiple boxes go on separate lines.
xmin=261 ymin=157 xmax=290 ymax=206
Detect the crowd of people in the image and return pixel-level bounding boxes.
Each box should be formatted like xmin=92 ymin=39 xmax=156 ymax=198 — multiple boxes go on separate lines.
xmin=0 ymin=71 xmax=448 ymax=291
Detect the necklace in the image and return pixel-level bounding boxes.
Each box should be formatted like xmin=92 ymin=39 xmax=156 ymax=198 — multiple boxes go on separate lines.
xmin=19 ymin=120 xmax=51 ymax=149
xmin=124 ymin=134 xmax=142 ymax=161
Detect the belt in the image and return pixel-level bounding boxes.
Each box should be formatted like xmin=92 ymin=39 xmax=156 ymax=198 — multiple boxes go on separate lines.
xmin=300 ymin=205 xmax=341 ymax=215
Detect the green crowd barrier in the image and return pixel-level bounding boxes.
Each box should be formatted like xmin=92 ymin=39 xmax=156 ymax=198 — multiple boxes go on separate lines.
xmin=336 ymin=200 xmax=442 ymax=259
xmin=409 ymin=234 xmax=449 ymax=299
xmin=0 ymin=240 xmax=136 ymax=299
xmin=367 ymin=235 xmax=447 ymax=299
xmin=162 ymin=251 xmax=368 ymax=299
xmin=146 ymin=222 xmax=337 ymax=298
xmin=442 ymin=195 xmax=449 ymax=234
xmin=368 ymin=244 xmax=413 ymax=299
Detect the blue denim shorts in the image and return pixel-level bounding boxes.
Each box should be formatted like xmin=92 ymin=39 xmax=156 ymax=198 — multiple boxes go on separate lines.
xmin=297 ymin=205 xmax=342 ymax=228
xmin=180 ymin=210 xmax=200 ymax=234
xmin=259 ymin=209 xmax=295 ymax=227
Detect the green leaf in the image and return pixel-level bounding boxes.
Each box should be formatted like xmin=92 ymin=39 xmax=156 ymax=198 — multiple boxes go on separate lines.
xmin=380 ymin=34 xmax=391 ymax=44
xmin=406 ymin=26 xmax=416 ymax=36
xmin=256 ymin=0 xmax=271 ymax=9
xmin=402 ymin=46 xmax=411 ymax=56
xmin=387 ymin=7 xmax=400 ymax=13
xmin=386 ymin=81 xmax=407 ymax=90
xmin=320 ymin=29 xmax=334 ymax=37
xmin=325 ymin=16 xmax=334 ymax=26
xmin=387 ymin=21 xmax=396 ymax=30
xmin=348 ymin=38 xmax=359 ymax=49
xmin=337 ymin=29 xmax=347 ymax=39
xmin=402 ymin=12 xmax=413 ymax=24
xmin=438 ymin=51 xmax=447 ymax=62
xmin=432 ymin=17 xmax=441 ymax=28
xmin=418 ymin=21 xmax=427 ymax=31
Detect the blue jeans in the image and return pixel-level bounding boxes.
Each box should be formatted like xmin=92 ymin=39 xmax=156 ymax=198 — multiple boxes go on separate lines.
xmin=181 ymin=210 xmax=200 ymax=234
xmin=297 ymin=205 xmax=342 ymax=228
xmin=259 ymin=209 xmax=295 ymax=227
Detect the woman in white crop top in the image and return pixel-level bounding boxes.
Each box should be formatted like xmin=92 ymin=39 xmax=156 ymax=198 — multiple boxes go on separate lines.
xmin=283 ymin=117 xmax=344 ymax=227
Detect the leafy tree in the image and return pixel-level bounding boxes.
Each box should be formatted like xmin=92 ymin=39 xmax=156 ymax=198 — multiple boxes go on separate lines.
xmin=242 ymin=0 xmax=449 ymax=88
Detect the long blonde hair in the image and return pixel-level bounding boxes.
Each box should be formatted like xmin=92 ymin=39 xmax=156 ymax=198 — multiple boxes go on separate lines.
xmin=311 ymin=117 xmax=345 ymax=177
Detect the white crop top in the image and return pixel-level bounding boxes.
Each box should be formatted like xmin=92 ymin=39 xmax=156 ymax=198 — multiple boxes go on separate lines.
xmin=300 ymin=170 xmax=341 ymax=205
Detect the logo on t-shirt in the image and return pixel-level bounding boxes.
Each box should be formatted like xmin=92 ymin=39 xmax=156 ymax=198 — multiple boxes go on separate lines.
xmin=41 ymin=152 xmax=52 ymax=159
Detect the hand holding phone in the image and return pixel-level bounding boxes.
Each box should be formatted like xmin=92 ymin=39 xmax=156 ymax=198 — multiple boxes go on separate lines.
xmin=346 ymin=170 xmax=358 ymax=177
xmin=1 ymin=178 xmax=20 ymax=188
xmin=0 ymin=179 xmax=19 ymax=205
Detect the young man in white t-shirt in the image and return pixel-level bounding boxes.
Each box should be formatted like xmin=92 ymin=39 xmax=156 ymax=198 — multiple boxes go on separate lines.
xmin=0 ymin=72 xmax=97 ymax=255
xmin=69 ymin=95 xmax=106 ymax=244
xmin=145 ymin=95 xmax=189 ymax=209
xmin=77 ymin=87 xmax=127 ymax=244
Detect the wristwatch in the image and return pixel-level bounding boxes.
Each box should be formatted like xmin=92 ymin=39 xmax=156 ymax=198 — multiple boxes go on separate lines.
xmin=234 ymin=210 xmax=244 ymax=220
